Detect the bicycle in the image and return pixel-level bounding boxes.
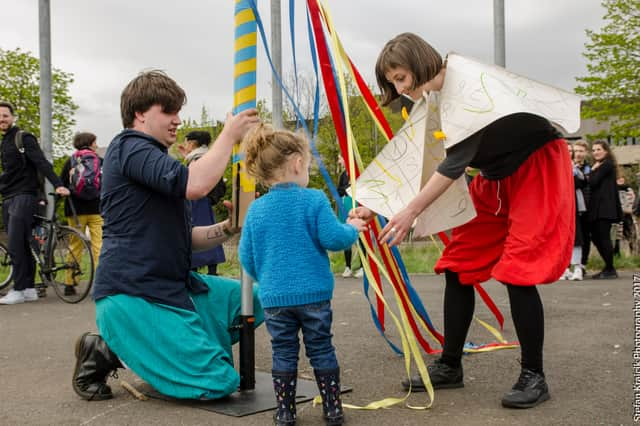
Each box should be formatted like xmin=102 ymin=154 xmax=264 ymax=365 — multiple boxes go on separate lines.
xmin=0 ymin=193 xmax=95 ymax=303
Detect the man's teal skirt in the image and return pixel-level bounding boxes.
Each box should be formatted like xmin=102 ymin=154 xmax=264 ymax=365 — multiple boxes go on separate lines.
xmin=96 ymin=273 xmax=263 ymax=400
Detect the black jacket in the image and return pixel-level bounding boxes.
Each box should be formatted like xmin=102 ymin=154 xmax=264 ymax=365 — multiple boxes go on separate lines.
xmin=337 ymin=170 xmax=349 ymax=197
xmin=587 ymin=159 xmax=622 ymax=223
xmin=0 ymin=126 xmax=63 ymax=199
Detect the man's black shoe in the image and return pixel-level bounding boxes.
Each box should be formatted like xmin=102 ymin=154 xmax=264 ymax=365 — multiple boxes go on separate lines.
xmin=72 ymin=332 xmax=121 ymax=401
xmin=64 ymin=285 xmax=77 ymax=296
xmin=401 ymin=359 xmax=463 ymax=391
xmin=501 ymin=368 xmax=550 ymax=408
xmin=592 ymin=269 xmax=618 ymax=280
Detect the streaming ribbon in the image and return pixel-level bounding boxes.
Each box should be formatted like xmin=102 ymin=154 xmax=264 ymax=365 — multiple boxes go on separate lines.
xmin=244 ymin=0 xmax=518 ymax=410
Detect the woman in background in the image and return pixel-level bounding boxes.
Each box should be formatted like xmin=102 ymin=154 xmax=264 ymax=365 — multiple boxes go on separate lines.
xmin=586 ymin=140 xmax=622 ymax=279
xmin=179 ymin=131 xmax=227 ymax=275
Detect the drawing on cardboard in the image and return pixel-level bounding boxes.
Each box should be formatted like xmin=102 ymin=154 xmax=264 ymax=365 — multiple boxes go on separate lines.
xmin=349 ymin=92 xmax=476 ymax=238
xmin=349 ymin=53 xmax=581 ymax=237
xmin=440 ymin=53 xmax=582 ymax=149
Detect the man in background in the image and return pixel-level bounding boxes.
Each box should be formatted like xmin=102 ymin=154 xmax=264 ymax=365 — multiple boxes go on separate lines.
xmin=0 ymin=101 xmax=69 ymax=305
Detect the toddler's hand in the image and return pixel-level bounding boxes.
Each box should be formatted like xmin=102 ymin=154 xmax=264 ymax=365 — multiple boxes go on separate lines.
xmin=347 ymin=217 xmax=368 ymax=233
xmin=349 ymin=206 xmax=374 ymax=222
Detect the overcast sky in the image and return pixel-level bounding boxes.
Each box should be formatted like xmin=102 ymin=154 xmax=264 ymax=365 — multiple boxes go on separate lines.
xmin=2 ymin=0 xmax=605 ymax=147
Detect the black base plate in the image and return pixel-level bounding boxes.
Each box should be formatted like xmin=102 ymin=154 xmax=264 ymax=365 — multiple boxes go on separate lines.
xmin=145 ymin=371 xmax=352 ymax=417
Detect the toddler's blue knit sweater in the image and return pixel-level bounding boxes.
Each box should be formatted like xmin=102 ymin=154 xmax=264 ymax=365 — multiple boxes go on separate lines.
xmin=239 ymin=183 xmax=359 ymax=308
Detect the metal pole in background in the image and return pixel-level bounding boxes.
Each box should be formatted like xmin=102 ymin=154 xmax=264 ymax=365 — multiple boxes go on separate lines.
xmin=493 ymin=0 xmax=506 ymax=67
xmin=271 ymin=0 xmax=283 ymax=128
xmin=38 ymin=0 xmax=54 ymax=213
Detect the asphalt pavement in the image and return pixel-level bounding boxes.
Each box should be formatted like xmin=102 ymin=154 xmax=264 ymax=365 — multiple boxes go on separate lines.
xmin=0 ymin=271 xmax=635 ymax=425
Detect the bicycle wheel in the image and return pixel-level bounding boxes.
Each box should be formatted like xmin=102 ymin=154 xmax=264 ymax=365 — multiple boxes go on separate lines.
xmin=0 ymin=242 xmax=14 ymax=291
xmin=44 ymin=226 xmax=94 ymax=303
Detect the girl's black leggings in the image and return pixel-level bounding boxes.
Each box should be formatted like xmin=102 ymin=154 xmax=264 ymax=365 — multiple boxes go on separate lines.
xmin=441 ymin=270 xmax=544 ymax=374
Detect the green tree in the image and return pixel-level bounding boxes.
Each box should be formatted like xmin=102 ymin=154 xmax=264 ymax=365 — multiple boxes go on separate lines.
xmin=0 ymin=47 xmax=78 ymax=157
xmin=575 ymin=0 xmax=640 ymax=140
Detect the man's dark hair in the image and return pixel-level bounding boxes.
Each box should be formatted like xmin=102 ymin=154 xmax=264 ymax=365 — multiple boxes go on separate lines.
xmin=185 ymin=130 xmax=212 ymax=147
xmin=73 ymin=132 xmax=97 ymax=150
xmin=0 ymin=101 xmax=15 ymax=115
xmin=120 ymin=70 xmax=186 ymax=128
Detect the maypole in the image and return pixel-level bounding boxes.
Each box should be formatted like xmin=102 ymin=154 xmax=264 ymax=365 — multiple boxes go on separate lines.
xmin=214 ymin=0 xmax=516 ymax=415
xmin=217 ymin=4 xmax=333 ymax=415
xmin=233 ymin=0 xmax=257 ymax=391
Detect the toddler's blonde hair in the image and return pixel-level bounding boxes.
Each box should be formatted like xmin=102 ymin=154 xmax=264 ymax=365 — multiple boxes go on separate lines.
xmin=244 ymin=123 xmax=310 ymax=186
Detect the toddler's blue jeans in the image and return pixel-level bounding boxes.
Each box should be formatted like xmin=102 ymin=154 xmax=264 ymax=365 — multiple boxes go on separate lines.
xmin=264 ymin=300 xmax=338 ymax=373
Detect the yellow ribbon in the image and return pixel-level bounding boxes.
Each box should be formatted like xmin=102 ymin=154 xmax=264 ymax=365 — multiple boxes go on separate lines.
xmin=316 ymin=0 xmax=436 ymax=409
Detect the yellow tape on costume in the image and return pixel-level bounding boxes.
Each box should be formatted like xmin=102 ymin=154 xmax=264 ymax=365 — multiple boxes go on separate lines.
xmin=433 ymin=130 xmax=446 ymax=141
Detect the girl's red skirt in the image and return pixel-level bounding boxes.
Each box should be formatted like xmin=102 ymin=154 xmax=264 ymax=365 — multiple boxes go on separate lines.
xmin=434 ymin=138 xmax=575 ymax=286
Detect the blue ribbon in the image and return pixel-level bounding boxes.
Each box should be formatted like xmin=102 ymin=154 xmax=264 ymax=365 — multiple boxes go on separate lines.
xmin=247 ymin=0 xmax=342 ymax=208
xmin=247 ymin=1 xmax=440 ymax=354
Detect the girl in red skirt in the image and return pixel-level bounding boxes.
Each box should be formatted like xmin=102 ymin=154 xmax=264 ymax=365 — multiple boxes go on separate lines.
xmin=352 ymin=32 xmax=574 ymax=408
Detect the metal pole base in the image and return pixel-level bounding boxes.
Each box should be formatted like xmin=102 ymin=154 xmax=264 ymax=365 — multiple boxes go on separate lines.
xmin=239 ymin=315 xmax=255 ymax=390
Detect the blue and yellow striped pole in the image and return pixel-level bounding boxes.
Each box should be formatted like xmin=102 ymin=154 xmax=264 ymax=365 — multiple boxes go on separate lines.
xmin=233 ymin=0 xmax=258 ymax=392
xmin=232 ymin=0 xmax=257 ymax=229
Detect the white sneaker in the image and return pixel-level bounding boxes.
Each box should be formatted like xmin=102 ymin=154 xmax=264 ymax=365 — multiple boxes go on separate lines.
xmin=559 ymin=268 xmax=571 ymax=280
xmin=353 ymin=268 xmax=364 ymax=278
xmin=570 ymin=266 xmax=583 ymax=281
xmin=23 ymin=288 xmax=39 ymax=302
xmin=0 ymin=289 xmax=25 ymax=305
xmin=342 ymin=267 xmax=352 ymax=278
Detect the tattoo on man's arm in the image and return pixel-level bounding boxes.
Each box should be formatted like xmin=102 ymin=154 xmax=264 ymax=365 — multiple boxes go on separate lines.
xmin=206 ymin=223 xmax=226 ymax=240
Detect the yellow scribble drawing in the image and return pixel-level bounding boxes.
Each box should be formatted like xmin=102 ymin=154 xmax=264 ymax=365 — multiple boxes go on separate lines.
xmin=463 ymin=72 xmax=495 ymax=114
xmin=362 ymin=179 xmax=391 ymax=200
xmin=372 ymin=159 xmax=402 ymax=185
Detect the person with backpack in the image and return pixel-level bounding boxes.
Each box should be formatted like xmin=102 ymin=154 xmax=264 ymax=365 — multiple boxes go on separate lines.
xmin=60 ymin=132 xmax=103 ymax=296
xmin=0 ymin=101 xmax=70 ymax=305
xmin=178 ymin=130 xmax=227 ymax=275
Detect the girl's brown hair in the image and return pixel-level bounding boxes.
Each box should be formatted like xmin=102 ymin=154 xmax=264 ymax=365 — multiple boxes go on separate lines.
xmin=592 ymin=140 xmax=619 ymax=169
xmin=244 ymin=124 xmax=310 ymax=186
xmin=375 ymin=32 xmax=443 ymax=106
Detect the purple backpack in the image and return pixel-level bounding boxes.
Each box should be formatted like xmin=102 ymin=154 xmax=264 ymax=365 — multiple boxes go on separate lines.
xmin=70 ymin=149 xmax=101 ymax=200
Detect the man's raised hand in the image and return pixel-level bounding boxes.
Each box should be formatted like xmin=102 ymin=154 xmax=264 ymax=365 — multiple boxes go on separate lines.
xmin=222 ymin=109 xmax=260 ymax=144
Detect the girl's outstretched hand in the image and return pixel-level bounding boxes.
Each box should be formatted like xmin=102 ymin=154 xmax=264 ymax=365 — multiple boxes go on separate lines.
xmin=378 ymin=206 xmax=419 ymax=247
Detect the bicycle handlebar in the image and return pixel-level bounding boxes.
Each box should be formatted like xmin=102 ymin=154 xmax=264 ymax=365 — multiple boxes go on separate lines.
xmin=44 ymin=191 xmax=80 ymax=227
